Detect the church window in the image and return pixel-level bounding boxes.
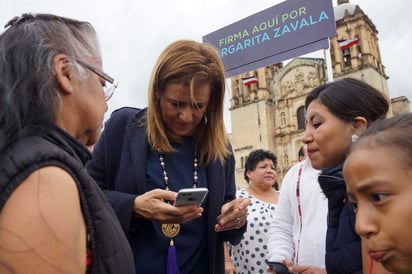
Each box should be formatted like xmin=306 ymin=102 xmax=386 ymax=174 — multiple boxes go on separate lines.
xmin=343 ymin=48 xmax=351 ymax=67
xmin=297 ymin=106 xmax=305 ymax=130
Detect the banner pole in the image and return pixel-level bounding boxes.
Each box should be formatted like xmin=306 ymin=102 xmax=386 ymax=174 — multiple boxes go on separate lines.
xmin=324 ymin=38 xmax=334 ymax=82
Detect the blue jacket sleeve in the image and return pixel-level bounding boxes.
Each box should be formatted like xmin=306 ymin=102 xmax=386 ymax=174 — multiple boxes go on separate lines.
xmin=217 ymin=148 xmax=247 ymax=245
xmin=87 ymin=107 xmax=144 ymax=235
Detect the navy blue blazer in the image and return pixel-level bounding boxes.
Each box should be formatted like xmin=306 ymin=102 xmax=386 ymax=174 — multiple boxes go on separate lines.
xmin=87 ymin=107 xmax=245 ymax=273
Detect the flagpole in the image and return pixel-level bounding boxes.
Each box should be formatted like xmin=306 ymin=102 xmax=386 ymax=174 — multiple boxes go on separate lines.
xmin=324 ymin=38 xmax=334 ymax=82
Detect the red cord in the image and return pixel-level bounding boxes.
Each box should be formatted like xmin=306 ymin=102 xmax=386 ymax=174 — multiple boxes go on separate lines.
xmin=368 ymin=258 xmax=374 ymax=274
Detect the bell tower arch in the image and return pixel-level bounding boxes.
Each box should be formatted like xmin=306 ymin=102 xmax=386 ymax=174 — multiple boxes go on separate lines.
xmin=330 ymin=0 xmax=390 ymax=99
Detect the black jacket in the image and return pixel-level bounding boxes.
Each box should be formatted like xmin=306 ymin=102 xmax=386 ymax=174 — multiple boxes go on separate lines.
xmin=318 ymin=163 xmax=362 ymax=274
xmin=87 ymin=107 xmax=246 ymax=274
xmin=0 ymin=127 xmax=135 ymax=274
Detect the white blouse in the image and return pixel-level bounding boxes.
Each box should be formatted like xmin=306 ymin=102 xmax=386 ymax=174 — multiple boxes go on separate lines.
xmin=266 ymin=158 xmax=327 ymax=267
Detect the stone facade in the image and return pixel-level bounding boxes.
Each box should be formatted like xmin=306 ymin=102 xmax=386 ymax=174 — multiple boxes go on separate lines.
xmin=229 ymin=0 xmax=410 ymax=189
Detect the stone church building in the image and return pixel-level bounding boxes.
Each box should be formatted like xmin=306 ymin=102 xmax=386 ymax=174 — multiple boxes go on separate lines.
xmin=229 ymin=0 xmax=410 ymax=189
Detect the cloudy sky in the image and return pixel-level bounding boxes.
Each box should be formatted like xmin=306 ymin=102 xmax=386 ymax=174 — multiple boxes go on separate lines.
xmin=1 ymin=0 xmax=411 ymax=132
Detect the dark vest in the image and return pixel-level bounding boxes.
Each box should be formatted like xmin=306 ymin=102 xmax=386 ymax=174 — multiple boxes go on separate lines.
xmin=0 ymin=129 xmax=135 ymax=274
xmin=318 ymin=163 xmax=362 ymax=274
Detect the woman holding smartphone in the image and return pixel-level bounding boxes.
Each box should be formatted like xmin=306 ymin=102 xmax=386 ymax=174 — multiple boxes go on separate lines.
xmin=87 ymin=40 xmax=250 ymax=274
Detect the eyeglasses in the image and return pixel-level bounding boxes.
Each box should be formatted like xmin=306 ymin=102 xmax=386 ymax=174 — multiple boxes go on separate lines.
xmin=76 ymin=60 xmax=118 ymax=101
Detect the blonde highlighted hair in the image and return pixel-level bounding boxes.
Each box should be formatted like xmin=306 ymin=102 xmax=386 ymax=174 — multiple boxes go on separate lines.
xmin=146 ymin=39 xmax=230 ymax=165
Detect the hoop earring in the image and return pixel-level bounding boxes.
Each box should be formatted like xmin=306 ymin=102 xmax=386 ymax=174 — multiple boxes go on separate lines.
xmin=204 ymin=114 xmax=208 ymax=125
xmin=351 ymin=134 xmax=358 ymax=143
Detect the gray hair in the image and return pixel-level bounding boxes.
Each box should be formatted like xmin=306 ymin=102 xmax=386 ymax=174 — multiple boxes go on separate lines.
xmin=0 ymin=13 xmax=101 ymax=151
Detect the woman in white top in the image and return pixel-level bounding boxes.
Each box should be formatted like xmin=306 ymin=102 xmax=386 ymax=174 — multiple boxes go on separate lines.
xmin=267 ymin=154 xmax=327 ymax=273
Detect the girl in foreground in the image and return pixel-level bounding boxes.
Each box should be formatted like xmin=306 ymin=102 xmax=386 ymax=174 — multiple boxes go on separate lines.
xmin=344 ymin=113 xmax=412 ymax=274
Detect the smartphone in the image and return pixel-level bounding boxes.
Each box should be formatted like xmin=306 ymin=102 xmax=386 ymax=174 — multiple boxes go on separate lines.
xmin=265 ymin=260 xmax=291 ymax=274
xmin=175 ymin=188 xmax=208 ymax=206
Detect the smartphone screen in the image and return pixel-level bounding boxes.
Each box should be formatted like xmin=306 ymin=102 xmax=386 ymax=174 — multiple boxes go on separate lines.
xmin=175 ymin=188 xmax=208 ymax=206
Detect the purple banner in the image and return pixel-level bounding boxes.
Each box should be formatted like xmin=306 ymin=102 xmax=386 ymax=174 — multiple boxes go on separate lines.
xmin=203 ymin=0 xmax=336 ymax=77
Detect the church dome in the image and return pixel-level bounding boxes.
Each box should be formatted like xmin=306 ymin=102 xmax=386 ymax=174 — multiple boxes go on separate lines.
xmin=334 ymin=3 xmax=357 ymax=21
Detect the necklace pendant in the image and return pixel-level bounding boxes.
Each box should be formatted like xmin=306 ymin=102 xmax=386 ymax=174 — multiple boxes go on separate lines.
xmin=161 ymin=223 xmax=181 ymax=238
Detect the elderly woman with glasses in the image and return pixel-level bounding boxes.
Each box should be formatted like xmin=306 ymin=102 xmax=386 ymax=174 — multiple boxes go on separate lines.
xmin=0 ymin=13 xmax=134 ymax=273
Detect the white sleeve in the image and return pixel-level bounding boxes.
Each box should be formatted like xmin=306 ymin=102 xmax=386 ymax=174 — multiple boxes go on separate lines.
xmin=266 ymin=163 xmax=299 ymax=262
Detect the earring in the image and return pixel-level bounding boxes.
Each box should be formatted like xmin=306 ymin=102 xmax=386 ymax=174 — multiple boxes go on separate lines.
xmin=204 ymin=114 xmax=208 ymax=125
xmin=351 ymin=134 xmax=358 ymax=143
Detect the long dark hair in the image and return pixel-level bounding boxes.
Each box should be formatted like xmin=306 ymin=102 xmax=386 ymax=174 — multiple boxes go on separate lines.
xmin=305 ymin=78 xmax=389 ymax=124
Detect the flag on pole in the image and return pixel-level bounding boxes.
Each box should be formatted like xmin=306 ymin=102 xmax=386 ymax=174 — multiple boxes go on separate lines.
xmin=338 ymin=38 xmax=359 ymax=50
xmin=242 ymin=76 xmax=258 ymax=86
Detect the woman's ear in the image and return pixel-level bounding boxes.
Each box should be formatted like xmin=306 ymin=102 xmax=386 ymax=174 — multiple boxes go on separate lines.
xmin=246 ymin=170 xmax=252 ymax=181
xmin=352 ymin=116 xmax=368 ymax=136
xmin=155 ymin=91 xmax=161 ymax=101
xmin=53 ymin=54 xmax=76 ymax=95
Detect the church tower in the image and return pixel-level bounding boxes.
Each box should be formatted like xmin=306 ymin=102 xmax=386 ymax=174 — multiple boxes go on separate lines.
xmin=229 ymin=0 xmax=406 ymax=188
xmin=330 ymin=0 xmax=390 ymax=100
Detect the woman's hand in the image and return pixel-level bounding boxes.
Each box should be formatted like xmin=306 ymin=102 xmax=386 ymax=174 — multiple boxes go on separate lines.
xmin=133 ymin=189 xmax=203 ymax=224
xmin=214 ymin=197 xmax=250 ymax=232
xmin=225 ymin=260 xmax=238 ymax=274
xmin=288 ymin=265 xmax=326 ymax=274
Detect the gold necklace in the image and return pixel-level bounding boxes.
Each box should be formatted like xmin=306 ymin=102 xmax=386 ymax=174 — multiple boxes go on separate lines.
xmin=158 ymin=152 xmax=198 ymax=238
